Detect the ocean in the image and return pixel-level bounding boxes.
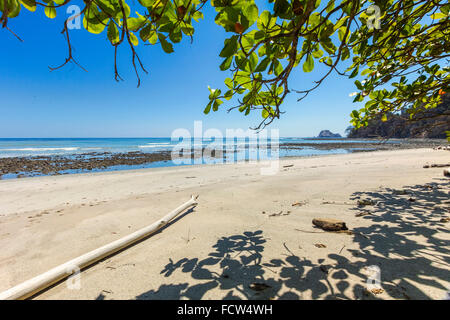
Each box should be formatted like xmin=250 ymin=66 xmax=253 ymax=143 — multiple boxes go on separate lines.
xmin=0 ymin=137 xmax=371 ymax=158
xmin=0 ymin=137 xmax=394 ymax=179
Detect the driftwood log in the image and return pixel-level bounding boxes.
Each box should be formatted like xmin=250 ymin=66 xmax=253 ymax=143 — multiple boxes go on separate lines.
xmin=0 ymin=195 xmax=198 ymax=300
xmin=312 ymin=218 xmax=348 ymax=231
xmin=423 ymin=163 xmax=450 ymax=168
xmin=444 ymin=168 xmax=450 ymax=177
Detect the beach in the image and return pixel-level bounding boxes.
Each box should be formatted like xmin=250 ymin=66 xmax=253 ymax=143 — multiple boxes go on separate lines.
xmin=0 ymin=148 xmax=449 ymax=300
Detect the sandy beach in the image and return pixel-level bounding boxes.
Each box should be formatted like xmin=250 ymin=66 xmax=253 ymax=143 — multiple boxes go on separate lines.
xmin=0 ymin=148 xmax=448 ymax=300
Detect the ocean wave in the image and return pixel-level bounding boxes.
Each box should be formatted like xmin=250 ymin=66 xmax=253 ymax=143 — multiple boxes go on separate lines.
xmin=146 ymin=142 xmax=171 ymax=145
xmin=1 ymin=147 xmax=79 ymax=151
xmin=138 ymin=144 xmax=173 ymax=148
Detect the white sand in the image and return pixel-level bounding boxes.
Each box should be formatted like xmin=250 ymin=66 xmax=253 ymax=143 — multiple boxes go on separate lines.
xmin=0 ymin=148 xmax=449 ymax=300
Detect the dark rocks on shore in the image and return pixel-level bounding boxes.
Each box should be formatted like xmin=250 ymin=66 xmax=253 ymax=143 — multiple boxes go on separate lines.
xmin=0 ymin=151 xmax=173 ymax=178
xmin=0 ymin=147 xmax=239 ymax=179
xmin=280 ymin=139 xmax=443 ymax=152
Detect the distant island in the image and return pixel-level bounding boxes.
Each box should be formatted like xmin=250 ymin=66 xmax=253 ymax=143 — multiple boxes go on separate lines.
xmin=317 ymin=130 xmax=342 ymax=138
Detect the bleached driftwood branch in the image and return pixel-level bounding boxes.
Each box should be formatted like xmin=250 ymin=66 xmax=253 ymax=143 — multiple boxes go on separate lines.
xmin=0 ymin=195 xmax=199 ymax=300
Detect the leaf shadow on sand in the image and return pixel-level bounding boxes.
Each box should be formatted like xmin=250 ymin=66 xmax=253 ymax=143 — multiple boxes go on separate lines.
xmin=346 ymin=179 xmax=450 ymax=299
xmin=136 ymin=230 xmax=334 ymax=300
xmin=131 ymin=179 xmax=449 ymax=300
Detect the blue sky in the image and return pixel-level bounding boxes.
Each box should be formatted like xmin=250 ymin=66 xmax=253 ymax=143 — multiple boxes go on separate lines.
xmin=0 ymin=2 xmax=360 ymax=138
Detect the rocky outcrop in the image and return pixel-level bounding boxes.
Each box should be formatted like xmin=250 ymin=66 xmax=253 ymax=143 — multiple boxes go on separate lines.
xmin=318 ymin=130 xmax=342 ymax=138
xmin=348 ymin=94 xmax=450 ymax=139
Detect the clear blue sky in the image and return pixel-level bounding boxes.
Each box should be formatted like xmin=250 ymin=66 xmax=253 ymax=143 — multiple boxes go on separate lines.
xmin=0 ymin=2 xmax=359 ymax=138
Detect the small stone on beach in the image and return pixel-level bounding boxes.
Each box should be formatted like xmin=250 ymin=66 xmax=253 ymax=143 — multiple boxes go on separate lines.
xmin=357 ymin=199 xmax=376 ymax=206
xmin=249 ymin=283 xmax=271 ymax=291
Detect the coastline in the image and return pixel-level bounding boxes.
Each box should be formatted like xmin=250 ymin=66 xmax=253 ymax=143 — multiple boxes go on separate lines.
xmin=0 ymin=148 xmax=449 ymax=300
xmin=0 ymin=138 xmax=445 ymax=179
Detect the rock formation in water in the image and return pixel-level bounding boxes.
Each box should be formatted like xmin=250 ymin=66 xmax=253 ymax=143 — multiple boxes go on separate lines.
xmin=318 ymin=130 xmax=342 ymax=138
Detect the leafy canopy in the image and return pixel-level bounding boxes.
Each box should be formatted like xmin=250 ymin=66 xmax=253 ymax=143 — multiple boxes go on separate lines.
xmin=1 ymin=0 xmax=449 ymax=129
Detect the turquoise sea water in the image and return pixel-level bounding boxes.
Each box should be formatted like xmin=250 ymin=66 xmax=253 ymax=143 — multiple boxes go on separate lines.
xmin=0 ymin=138 xmax=386 ymax=178
xmin=0 ymin=137 xmax=372 ymax=158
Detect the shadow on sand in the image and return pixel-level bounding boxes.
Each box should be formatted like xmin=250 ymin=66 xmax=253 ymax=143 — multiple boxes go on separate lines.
xmin=110 ymin=180 xmax=449 ymax=300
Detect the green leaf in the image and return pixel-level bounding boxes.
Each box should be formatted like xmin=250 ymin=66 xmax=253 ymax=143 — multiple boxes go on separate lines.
xmin=204 ymin=100 xmax=213 ymax=114
xmin=303 ymin=55 xmax=314 ymax=73
xmin=116 ymin=2 xmax=131 ymax=19
xmin=224 ymin=90 xmax=233 ymax=100
xmin=220 ymin=56 xmax=233 ymax=71
xmin=138 ymin=0 xmax=154 ymax=7
xmin=7 ymin=0 xmax=21 ymax=18
xmin=273 ymin=0 xmax=289 ymax=18
xmin=139 ymin=24 xmax=151 ymax=42
xmin=158 ymin=34 xmax=174 ymax=53
xmin=430 ymin=12 xmax=446 ymax=19
xmin=248 ymin=52 xmax=258 ymax=72
xmin=208 ymin=86 xmax=221 ymax=99
xmin=312 ymin=49 xmax=323 ymax=59
xmin=321 ymin=38 xmax=336 ymax=55
xmin=325 ymin=0 xmax=335 ymax=13
xmin=213 ymin=99 xmax=223 ymax=111
xmin=193 ymin=11 xmax=204 ymax=22
xmin=129 ymin=32 xmax=139 ymax=46
xmin=257 ymin=11 xmax=274 ymax=30
xmin=83 ymin=4 xmax=109 ymax=34
xmin=181 ymin=24 xmax=194 ymax=36
xmin=244 ymin=3 xmax=258 ymax=26
xmin=107 ymin=22 xmax=120 ymax=44
xmin=44 ymin=1 xmax=56 ymax=19
xmin=361 ymin=68 xmax=372 ymax=76
xmin=274 ymin=60 xmax=283 ymax=76
xmin=349 ymin=67 xmax=359 ymax=78
xmin=19 ymin=0 xmax=36 ymax=12
xmin=255 ymin=57 xmax=270 ymax=72
xmin=333 ymin=16 xmax=349 ymax=31
xmin=148 ymin=31 xmax=158 ymax=44
xmin=338 ymin=27 xmax=349 ymax=42
xmin=224 ymin=77 xmax=234 ymax=89
xmin=127 ymin=17 xmax=146 ymax=32
xmin=219 ymin=35 xmax=238 ymax=58
xmin=169 ymin=29 xmax=182 ymax=43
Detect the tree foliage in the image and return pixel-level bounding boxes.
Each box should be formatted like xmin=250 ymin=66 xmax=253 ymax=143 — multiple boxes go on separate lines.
xmin=1 ymin=0 xmax=449 ymax=129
